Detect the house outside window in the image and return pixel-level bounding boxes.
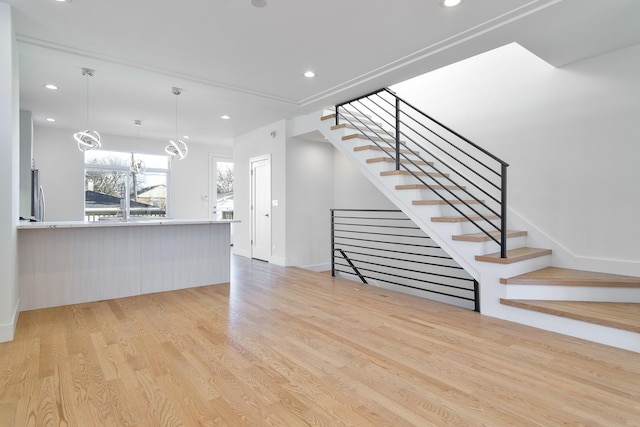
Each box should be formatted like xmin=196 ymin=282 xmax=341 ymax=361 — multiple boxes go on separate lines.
xmin=84 ymin=150 xmax=170 ymax=221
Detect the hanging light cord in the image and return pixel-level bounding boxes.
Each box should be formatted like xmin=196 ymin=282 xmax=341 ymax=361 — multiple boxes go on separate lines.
xmin=85 ymin=73 xmax=90 ymax=129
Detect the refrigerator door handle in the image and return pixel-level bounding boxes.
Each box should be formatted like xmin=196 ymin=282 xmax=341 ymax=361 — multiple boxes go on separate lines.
xmin=38 ymin=185 xmax=45 ymax=222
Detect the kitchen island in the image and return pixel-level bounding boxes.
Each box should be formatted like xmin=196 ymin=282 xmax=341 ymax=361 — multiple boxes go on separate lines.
xmin=17 ymin=219 xmax=236 ymax=310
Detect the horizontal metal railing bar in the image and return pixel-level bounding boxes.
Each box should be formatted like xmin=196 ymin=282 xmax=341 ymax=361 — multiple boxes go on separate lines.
xmin=334 ymin=228 xmax=432 ymax=240
xmin=332 ymin=215 xmax=412 ymax=221
xmin=348 ymin=95 xmax=502 ymax=194
xmin=397 ymin=150 xmax=502 ymax=208
xmin=397 ymin=122 xmax=502 ymax=193
xmin=331 ymin=209 xmax=405 ymax=212
xmin=334 ymin=262 xmax=475 ymax=292
xmin=374 ymin=92 xmax=502 ymax=179
xmin=334 ymin=242 xmax=457 ymax=262
xmin=333 ymin=222 xmax=421 ymax=230
xmin=346 ymin=100 xmax=503 ymax=209
xmin=346 ymin=95 xmax=503 ymax=219
xmin=339 ymin=101 xmax=503 ymax=245
xmin=333 ymin=248 xmax=468 ymax=272
xmin=333 ymin=267 xmax=475 ymax=301
xmin=331 ymin=208 xmax=477 ymax=308
xmin=389 ymin=159 xmax=502 ymax=241
xmin=334 ymin=235 xmax=442 ymax=249
xmin=382 ymin=88 xmax=509 ymax=167
xmin=334 ymin=256 xmax=473 ymax=283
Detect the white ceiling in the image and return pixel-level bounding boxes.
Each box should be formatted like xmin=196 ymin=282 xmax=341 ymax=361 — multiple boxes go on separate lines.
xmin=5 ymin=0 xmax=640 ymax=147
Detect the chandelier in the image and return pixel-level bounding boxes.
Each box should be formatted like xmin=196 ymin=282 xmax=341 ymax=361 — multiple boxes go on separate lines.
xmin=73 ymin=68 xmax=102 ymax=151
xmin=165 ymin=87 xmax=188 ymax=160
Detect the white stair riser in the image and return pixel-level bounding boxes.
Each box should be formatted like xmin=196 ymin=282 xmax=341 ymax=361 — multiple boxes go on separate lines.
xmin=448 ymin=235 xmax=528 ymax=255
xmin=503 ymin=306 xmax=640 ymax=353
xmin=504 ymin=285 xmax=640 ymax=302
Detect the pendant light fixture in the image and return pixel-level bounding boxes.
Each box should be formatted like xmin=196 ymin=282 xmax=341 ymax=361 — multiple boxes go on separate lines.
xmin=130 ymin=120 xmax=146 ymax=174
xmin=73 ymin=68 xmax=102 ymax=151
xmin=165 ymin=87 xmax=188 ymax=160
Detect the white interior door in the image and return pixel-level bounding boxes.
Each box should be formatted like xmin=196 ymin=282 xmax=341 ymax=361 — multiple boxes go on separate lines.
xmin=251 ymin=156 xmax=271 ymax=261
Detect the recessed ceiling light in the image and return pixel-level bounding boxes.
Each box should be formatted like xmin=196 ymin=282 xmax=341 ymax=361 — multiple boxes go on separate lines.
xmin=55 ymin=0 xmax=71 ymax=3
xmin=221 ymin=115 xmax=231 ymax=120
xmin=182 ymin=135 xmax=190 ymax=139
xmin=46 ymin=118 xmax=56 ymax=122
xmin=304 ymin=71 xmax=316 ymax=78
xmin=44 ymin=84 xmax=58 ymax=90
xmin=441 ymin=0 xmax=461 ymax=7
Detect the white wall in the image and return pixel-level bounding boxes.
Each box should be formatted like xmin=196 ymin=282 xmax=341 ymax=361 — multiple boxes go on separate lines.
xmin=392 ymin=42 xmax=640 ymax=268
xmin=285 ymin=138 xmax=334 ymax=269
xmin=333 ymin=148 xmax=396 ymax=210
xmin=233 ymin=120 xmax=287 ymax=263
xmin=32 ymin=126 xmax=232 ymax=221
xmin=0 ymin=3 xmax=20 ymax=342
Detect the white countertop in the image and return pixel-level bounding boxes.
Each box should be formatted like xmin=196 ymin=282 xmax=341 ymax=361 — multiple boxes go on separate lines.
xmin=18 ymin=218 xmax=239 ymax=230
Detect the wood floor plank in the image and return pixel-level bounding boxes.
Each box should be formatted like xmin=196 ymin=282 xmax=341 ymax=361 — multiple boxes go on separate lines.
xmin=1 ymin=255 xmax=640 ymax=426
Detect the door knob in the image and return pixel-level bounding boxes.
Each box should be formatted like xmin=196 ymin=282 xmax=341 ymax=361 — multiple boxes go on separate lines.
xmin=265 ymin=213 xmax=269 ymax=217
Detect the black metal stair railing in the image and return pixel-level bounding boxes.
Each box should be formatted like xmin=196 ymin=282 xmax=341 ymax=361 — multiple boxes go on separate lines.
xmin=331 ymin=209 xmax=479 ymax=311
xmin=335 ymin=88 xmax=509 ymax=258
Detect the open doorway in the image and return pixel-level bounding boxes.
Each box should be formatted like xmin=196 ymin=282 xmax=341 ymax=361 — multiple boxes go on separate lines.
xmin=210 ymin=156 xmax=234 ymax=244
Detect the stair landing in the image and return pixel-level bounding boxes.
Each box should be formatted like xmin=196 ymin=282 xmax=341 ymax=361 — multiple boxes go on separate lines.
xmin=500 ymin=299 xmax=640 ymax=333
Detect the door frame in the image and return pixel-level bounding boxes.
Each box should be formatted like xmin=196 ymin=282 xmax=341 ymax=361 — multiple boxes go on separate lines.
xmin=250 ymin=154 xmax=271 ymax=262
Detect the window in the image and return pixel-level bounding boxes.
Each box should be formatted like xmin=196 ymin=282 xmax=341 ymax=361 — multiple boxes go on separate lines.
xmin=84 ymin=150 xmax=170 ymax=221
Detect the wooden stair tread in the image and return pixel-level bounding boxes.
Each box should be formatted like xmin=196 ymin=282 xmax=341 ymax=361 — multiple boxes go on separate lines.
xmin=413 ymin=199 xmax=483 ymax=206
xmin=499 ymin=299 xmax=640 ymax=333
xmin=431 ymin=215 xmax=499 ymax=223
xmin=332 ymin=123 xmax=383 ymax=131
xmin=397 ymin=184 xmax=464 ymax=191
xmin=475 ymin=247 xmax=552 ymax=264
xmin=343 ymin=134 xmax=403 ymax=144
xmin=366 ymin=157 xmax=432 ymax=166
xmin=452 ymin=230 xmax=527 ymax=242
xmin=321 ymin=112 xmax=371 ymax=121
xmin=381 ymin=170 xmax=448 ymax=178
xmin=500 ymin=267 xmax=640 ymax=287
xmin=355 ymin=145 xmax=415 ymax=155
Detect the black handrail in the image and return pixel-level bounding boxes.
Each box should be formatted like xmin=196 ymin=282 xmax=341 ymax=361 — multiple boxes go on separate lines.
xmin=331 ymin=209 xmax=479 ymax=312
xmin=335 ymin=89 xmax=509 ymax=258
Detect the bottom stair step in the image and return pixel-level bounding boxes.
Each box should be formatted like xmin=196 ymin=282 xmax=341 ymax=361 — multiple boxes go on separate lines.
xmin=500 ymin=299 xmax=640 ymax=333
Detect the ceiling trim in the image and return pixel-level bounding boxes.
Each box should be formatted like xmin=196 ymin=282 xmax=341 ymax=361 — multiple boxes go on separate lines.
xmin=16 ymin=34 xmax=300 ymax=107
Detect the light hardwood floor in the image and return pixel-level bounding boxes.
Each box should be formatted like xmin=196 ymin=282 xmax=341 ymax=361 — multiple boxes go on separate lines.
xmin=1 ymin=255 xmax=639 ymax=426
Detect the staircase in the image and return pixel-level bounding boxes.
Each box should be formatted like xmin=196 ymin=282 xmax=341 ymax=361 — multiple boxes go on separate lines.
xmin=317 ymin=88 xmax=640 ymax=352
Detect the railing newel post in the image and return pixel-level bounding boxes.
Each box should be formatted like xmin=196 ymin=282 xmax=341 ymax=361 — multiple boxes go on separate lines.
xmin=331 ymin=209 xmax=335 ymax=276
xmin=501 ymin=164 xmax=508 ymax=258
xmin=395 ymin=97 xmax=401 ymax=171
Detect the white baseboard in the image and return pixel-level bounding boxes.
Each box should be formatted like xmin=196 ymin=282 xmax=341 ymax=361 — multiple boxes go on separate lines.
xmin=0 ymin=298 xmax=19 ymax=343
xmin=301 ymin=262 xmax=331 ymax=272
xmin=232 ymin=247 xmax=251 ymax=258
xmin=508 ymin=208 xmax=640 ymax=276
xmin=270 ymin=256 xmax=286 ymax=266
